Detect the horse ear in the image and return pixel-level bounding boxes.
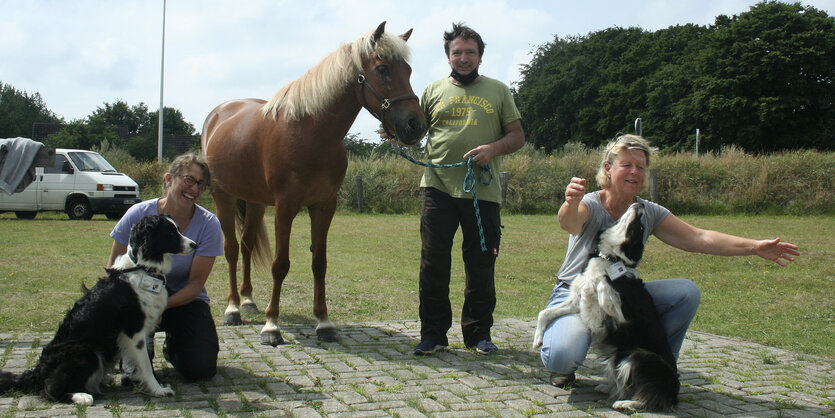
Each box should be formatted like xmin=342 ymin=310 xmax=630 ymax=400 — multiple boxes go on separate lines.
xmin=373 ymin=21 xmax=387 ymax=43
xmin=400 ymin=28 xmax=413 ymax=42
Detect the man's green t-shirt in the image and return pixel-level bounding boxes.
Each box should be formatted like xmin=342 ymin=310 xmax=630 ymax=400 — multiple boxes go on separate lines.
xmin=420 ymin=76 xmax=522 ymax=203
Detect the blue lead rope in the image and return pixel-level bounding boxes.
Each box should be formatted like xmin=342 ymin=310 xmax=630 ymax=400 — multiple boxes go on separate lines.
xmin=396 ymin=149 xmax=493 ymax=252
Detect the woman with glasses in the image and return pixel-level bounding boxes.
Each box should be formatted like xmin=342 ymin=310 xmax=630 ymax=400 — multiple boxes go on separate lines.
xmin=540 ymin=135 xmax=800 ymax=388
xmin=107 ymin=151 xmax=223 ymax=382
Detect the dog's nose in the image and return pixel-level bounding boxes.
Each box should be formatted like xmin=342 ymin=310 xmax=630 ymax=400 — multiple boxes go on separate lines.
xmin=190 ymin=242 xmax=197 ymax=250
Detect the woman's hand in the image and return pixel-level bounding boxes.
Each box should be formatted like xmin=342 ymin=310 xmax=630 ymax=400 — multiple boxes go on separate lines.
xmin=558 ymin=177 xmax=589 ymax=235
xmin=755 ymin=238 xmax=800 ymax=266
xmin=565 ymin=177 xmax=586 ymax=207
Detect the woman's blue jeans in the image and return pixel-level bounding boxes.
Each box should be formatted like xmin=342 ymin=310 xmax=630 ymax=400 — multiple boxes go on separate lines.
xmin=539 ymin=278 xmax=701 ymax=375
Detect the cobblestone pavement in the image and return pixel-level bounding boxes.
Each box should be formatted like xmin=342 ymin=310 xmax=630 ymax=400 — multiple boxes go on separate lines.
xmin=1 ymin=319 xmax=832 ymax=417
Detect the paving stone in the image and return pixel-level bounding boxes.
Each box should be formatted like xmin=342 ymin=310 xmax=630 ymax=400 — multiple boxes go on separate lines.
xmin=0 ymin=321 xmax=832 ymax=417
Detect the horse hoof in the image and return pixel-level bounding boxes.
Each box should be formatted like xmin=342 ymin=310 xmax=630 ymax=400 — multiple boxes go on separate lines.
xmin=240 ymin=302 xmax=259 ymax=314
xmin=316 ymin=327 xmax=339 ymax=342
xmin=260 ymin=330 xmax=284 ymax=346
xmin=224 ymin=312 xmax=242 ymax=326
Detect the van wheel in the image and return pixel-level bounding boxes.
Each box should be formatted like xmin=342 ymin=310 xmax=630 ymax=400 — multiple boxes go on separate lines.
xmin=14 ymin=211 xmax=37 ymax=219
xmin=67 ymin=198 xmax=93 ymax=220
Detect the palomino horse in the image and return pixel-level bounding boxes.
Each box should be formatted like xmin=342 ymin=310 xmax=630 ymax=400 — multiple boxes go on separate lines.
xmin=202 ymin=22 xmax=426 ymax=346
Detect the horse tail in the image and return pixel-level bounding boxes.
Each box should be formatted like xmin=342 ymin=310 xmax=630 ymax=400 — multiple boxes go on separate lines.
xmin=234 ymin=200 xmax=272 ymax=270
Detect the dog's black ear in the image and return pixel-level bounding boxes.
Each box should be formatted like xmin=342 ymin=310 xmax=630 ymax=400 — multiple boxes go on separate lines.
xmin=130 ymin=215 xmax=162 ymax=251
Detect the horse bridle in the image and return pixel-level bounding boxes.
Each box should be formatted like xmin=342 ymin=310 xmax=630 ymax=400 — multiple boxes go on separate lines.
xmin=357 ymin=73 xmax=419 ymax=140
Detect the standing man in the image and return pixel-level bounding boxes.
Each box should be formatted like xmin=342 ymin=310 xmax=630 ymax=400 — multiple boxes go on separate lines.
xmin=414 ymin=22 xmax=525 ymax=355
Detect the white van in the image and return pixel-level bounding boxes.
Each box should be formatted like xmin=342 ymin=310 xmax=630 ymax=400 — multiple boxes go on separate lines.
xmin=0 ymin=148 xmax=140 ymax=220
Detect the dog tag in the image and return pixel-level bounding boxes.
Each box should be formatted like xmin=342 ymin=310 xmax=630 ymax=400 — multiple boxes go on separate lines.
xmin=139 ymin=276 xmax=164 ymax=294
xmin=607 ymin=261 xmax=627 ymax=279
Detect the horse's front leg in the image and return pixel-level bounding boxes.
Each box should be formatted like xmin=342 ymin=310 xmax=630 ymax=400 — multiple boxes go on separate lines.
xmin=309 ymin=200 xmax=338 ymax=342
xmin=260 ymin=206 xmax=295 ymax=346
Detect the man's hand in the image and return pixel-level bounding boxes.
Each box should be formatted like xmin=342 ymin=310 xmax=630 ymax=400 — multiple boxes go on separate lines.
xmin=463 ymin=144 xmax=496 ymax=166
xmin=377 ymin=124 xmax=393 ymax=142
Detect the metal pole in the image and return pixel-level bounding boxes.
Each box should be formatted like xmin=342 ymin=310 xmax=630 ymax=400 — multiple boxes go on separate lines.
xmin=696 ymin=128 xmax=700 ymax=157
xmin=650 ymin=168 xmax=658 ymax=202
xmin=355 ymin=175 xmax=364 ymax=212
xmin=500 ymin=172 xmax=508 ymax=207
xmin=634 ymin=118 xmax=642 ymax=136
xmin=157 ymin=0 xmax=166 ymax=163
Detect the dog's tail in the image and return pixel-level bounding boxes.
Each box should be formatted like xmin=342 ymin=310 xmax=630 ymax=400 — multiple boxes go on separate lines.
xmin=0 ymin=369 xmax=40 ymax=395
xmin=616 ymin=348 xmax=679 ymax=411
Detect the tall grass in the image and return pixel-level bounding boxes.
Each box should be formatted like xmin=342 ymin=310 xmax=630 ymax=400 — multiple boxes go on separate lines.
xmin=105 ymin=145 xmax=835 ymax=216
xmin=654 ymin=147 xmax=834 ymax=215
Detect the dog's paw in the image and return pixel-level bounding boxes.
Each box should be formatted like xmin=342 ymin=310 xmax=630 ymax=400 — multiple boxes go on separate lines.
xmin=153 ymin=385 xmax=174 ymax=397
xmin=71 ymin=392 xmax=94 ymax=406
xmin=531 ymin=333 xmax=543 ymax=350
xmin=612 ymin=400 xmax=642 ymax=412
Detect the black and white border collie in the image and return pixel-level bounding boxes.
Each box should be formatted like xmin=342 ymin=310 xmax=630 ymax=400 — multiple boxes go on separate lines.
xmin=532 ymin=203 xmax=679 ymax=412
xmin=0 ymin=215 xmax=196 ymax=405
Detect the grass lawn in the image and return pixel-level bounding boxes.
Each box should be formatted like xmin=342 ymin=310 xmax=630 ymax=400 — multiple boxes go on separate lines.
xmin=0 ymin=211 xmax=832 ymax=357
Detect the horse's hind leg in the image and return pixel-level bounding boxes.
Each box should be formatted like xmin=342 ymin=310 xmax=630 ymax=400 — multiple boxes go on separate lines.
xmin=239 ymin=202 xmax=266 ymax=314
xmin=214 ymin=192 xmax=243 ymax=325
xmin=309 ymin=199 xmax=338 ymax=342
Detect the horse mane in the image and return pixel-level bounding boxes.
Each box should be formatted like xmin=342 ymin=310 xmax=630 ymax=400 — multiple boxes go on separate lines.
xmin=262 ymin=28 xmax=411 ymax=121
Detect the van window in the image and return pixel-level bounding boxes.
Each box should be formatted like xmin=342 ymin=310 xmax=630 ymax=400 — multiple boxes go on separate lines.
xmin=67 ymin=152 xmax=117 ymax=172
xmin=44 ymin=154 xmax=70 ymax=174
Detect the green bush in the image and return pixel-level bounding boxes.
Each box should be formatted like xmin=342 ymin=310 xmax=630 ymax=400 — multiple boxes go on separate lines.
xmin=116 ymin=144 xmax=835 ymax=216
xmin=344 ymin=145 xmax=834 ymax=215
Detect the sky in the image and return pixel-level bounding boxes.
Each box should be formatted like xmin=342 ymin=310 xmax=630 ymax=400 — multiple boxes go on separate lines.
xmin=3 ymin=0 xmax=834 ymax=143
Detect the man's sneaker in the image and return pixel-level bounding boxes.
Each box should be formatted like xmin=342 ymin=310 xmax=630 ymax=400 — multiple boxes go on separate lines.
xmin=475 ymin=339 xmax=498 ymax=355
xmin=549 ymin=372 xmax=576 ymax=388
xmin=413 ymin=339 xmax=447 ymax=355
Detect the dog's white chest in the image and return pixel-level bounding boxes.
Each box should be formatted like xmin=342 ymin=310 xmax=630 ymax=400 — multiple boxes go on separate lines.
xmin=122 ymin=271 xmax=168 ymax=317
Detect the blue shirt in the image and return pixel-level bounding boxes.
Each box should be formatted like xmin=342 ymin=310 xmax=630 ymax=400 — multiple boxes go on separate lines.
xmin=110 ymin=198 xmax=223 ymax=304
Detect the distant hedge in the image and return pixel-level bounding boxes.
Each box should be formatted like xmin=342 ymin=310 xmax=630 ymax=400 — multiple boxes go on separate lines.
xmin=115 ymin=145 xmax=835 ymax=216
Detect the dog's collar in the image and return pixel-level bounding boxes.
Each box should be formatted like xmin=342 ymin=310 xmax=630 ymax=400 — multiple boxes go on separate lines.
xmin=125 ymin=251 xmax=166 ymax=283
xmin=600 ymin=254 xmax=633 ymax=280
xmin=119 ymin=266 xmax=166 ymax=284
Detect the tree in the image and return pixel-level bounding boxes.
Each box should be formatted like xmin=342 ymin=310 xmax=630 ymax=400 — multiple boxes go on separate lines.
xmin=88 ymin=100 xmax=151 ymax=136
xmin=45 ymin=102 xmax=197 ymax=160
xmin=515 ymin=27 xmax=651 ymax=151
xmin=344 ymin=133 xmax=376 ymax=157
xmin=514 ymin=1 xmax=835 ymax=152
xmin=0 ymin=82 xmax=62 ymax=138
xmin=693 ymin=1 xmax=835 ymax=151
xmin=137 ymin=107 xmax=198 ymax=160
xmin=42 ymin=120 xmax=119 ymax=150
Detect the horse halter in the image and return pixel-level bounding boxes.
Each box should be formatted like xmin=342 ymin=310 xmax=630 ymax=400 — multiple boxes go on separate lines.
xmin=357 ymin=73 xmax=419 ymax=140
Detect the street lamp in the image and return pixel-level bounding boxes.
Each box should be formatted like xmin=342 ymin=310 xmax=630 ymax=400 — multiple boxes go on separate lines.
xmin=157 ymin=0 xmax=166 ymax=162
